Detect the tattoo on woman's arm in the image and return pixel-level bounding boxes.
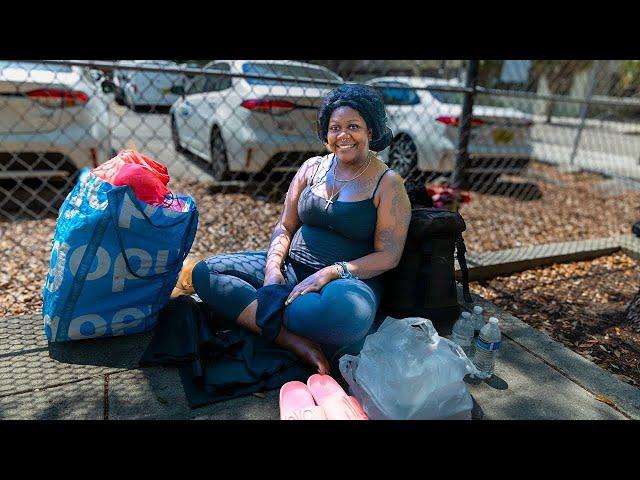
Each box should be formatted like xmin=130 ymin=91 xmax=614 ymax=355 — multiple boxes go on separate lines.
xmin=378 ymin=228 xmax=399 ymax=256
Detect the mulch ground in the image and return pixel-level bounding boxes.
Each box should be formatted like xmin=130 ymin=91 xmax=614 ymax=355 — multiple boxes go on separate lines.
xmin=470 ymin=252 xmax=640 ymax=388
xmin=2 ymin=160 xmax=640 ymax=319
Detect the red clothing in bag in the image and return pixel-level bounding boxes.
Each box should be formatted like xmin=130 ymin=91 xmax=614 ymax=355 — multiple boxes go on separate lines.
xmin=92 ymin=149 xmax=172 ymax=206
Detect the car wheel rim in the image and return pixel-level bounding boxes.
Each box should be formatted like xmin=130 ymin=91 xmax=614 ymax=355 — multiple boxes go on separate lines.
xmin=390 ymin=138 xmax=417 ymax=177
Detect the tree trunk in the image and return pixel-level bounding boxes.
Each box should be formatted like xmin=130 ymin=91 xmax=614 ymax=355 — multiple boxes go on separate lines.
xmin=626 ymin=288 xmax=640 ymax=324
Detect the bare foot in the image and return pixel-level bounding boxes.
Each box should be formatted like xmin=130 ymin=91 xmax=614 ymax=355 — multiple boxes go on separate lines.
xmin=276 ymin=329 xmax=331 ymax=374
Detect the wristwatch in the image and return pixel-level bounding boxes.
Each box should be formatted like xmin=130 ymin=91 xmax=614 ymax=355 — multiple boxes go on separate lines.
xmin=333 ymin=261 xmax=359 ymax=280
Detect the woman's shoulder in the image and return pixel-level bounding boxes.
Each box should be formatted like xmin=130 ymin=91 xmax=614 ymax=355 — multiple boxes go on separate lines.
xmin=304 ymin=154 xmax=329 ymax=170
xmin=371 ymin=159 xmax=406 ymax=205
xmin=372 ymin=157 xmax=403 ymax=186
xmin=299 ymin=153 xmax=331 ymax=182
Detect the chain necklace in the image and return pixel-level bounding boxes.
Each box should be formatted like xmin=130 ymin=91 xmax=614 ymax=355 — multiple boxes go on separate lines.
xmin=324 ymin=151 xmax=372 ymax=211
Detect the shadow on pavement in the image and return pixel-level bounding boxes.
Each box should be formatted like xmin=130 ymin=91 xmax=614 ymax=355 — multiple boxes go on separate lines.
xmin=48 ymin=331 xmax=153 ymax=369
xmin=471 ymin=395 xmax=485 ymax=419
xmin=465 ymin=373 xmax=509 ymax=391
xmin=131 ymin=105 xmax=172 ymax=115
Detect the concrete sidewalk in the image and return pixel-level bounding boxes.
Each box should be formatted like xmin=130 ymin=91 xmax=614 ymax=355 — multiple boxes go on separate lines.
xmin=1 ymin=291 xmax=638 ymax=420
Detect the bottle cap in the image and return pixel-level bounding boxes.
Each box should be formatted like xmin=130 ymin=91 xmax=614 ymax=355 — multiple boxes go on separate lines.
xmin=462 ymin=311 xmax=471 ymax=318
xmin=489 ymin=317 xmax=499 ymax=324
xmin=473 ymin=306 xmax=483 ymax=314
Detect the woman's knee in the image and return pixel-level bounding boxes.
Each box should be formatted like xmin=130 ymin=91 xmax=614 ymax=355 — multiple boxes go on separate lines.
xmin=191 ymin=259 xmax=212 ymax=295
xmin=192 ymin=260 xmax=258 ymax=323
xmin=327 ymin=297 xmax=376 ymax=343
xmin=284 ymin=286 xmax=377 ymax=346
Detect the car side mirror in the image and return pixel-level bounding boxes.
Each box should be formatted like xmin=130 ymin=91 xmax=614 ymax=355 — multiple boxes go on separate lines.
xmin=101 ymin=79 xmax=117 ymax=94
xmin=170 ymin=85 xmax=185 ymax=96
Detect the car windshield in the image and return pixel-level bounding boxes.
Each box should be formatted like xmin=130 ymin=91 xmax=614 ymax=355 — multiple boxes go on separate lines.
xmin=373 ymin=82 xmax=421 ymax=105
xmin=429 ymin=89 xmax=465 ymax=105
xmin=0 ymin=61 xmax=72 ymax=72
xmin=242 ymin=63 xmax=341 ymax=87
xmin=429 ymin=87 xmax=505 ymax=108
xmin=140 ymin=61 xmax=177 ymax=67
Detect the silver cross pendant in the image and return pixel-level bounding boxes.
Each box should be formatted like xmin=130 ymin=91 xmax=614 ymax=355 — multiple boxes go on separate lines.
xmin=324 ymin=198 xmax=333 ymax=211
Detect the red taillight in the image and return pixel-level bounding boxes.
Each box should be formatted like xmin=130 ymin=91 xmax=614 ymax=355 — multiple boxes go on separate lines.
xmin=435 ymin=115 xmax=458 ymax=126
xmin=241 ymin=99 xmax=296 ymax=114
xmin=436 ymin=116 xmax=484 ymax=127
xmin=90 ymin=148 xmax=98 ymax=168
xmin=26 ymin=88 xmax=89 ymax=107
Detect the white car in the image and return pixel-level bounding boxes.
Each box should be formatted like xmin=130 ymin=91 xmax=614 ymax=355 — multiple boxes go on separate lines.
xmin=115 ymin=60 xmax=186 ymax=109
xmin=170 ymin=60 xmax=343 ymax=180
xmin=0 ymin=61 xmax=113 ymax=184
xmin=367 ymin=76 xmax=534 ymax=180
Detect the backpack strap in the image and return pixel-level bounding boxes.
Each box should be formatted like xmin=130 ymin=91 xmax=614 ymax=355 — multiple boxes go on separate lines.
xmin=455 ymin=233 xmax=473 ymax=303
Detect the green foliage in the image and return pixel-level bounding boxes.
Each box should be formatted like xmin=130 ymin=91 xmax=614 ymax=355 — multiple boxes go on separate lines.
xmin=477 ymin=60 xmax=504 ymax=87
xmin=530 ymin=60 xmax=593 ymax=94
xmin=618 ymin=60 xmax=640 ymax=90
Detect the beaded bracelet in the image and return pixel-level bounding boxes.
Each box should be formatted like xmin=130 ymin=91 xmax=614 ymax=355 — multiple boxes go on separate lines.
xmin=334 ymin=261 xmax=359 ymax=280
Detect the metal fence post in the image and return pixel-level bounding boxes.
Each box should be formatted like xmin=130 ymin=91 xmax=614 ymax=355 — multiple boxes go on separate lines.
xmin=569 ymin=60 xmax=601 ymax=167
xmin=452 ymin=60 xmax=479 ymax=187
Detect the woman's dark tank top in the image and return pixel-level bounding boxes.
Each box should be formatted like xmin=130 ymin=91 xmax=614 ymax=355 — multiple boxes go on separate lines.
xmin=288 ymin=154 xmax=391 ymax=270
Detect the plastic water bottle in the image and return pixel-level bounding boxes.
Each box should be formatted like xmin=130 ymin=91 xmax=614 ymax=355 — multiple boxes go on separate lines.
xmin=471 ymin=305 xmax=485 ymax=333
xmin=451 ymin=311 xmax=474 ymax=358
xmin=473 ymin=317 xmax=502 ymax=378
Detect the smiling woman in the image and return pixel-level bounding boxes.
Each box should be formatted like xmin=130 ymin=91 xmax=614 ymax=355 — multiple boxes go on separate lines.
xmin=181 ymin=83 xmax=411 ymax=374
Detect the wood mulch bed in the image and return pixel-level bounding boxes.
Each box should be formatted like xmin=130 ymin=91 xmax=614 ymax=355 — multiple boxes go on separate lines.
xmin=470 ymin=252 xmax=640 ymax=388
xmin=2 ymin=160 xmax=640 ymax=317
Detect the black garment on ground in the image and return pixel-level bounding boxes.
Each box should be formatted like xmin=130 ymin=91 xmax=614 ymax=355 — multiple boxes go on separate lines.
xmin=140 ymin=295 xmax=312 ymax=409
xmin=633 ymin=221 xmax=640 ymax=238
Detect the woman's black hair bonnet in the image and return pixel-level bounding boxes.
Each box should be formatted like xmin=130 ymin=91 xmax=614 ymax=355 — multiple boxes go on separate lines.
xmin=317 ymin=83 xmax=393 ymax=152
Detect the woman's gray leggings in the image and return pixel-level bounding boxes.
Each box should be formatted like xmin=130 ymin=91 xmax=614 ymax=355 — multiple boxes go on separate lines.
xmin=191 ymin=251 xmax=382 ymax=356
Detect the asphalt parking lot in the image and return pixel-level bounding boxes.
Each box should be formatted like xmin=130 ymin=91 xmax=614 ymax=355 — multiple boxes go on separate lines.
xmin=109 ymin=103 xmax=215 ymax=183
xmin=4 ymin=97 xmax=640 ymax=221
xmin=110 ymin=101 xmax=640 ymax=183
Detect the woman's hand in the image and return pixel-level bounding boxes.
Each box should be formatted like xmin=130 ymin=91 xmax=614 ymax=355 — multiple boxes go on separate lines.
xmin=285 ymin=266 xmax=338 ymax=306
xmin=263 ymin=267 xmax=285 ymax=286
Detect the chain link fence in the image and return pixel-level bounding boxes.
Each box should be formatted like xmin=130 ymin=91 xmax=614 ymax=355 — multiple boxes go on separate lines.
xmin=2 ymin=59 xmax=640 ymax=317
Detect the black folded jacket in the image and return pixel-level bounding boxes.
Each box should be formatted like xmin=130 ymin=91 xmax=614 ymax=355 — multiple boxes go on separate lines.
xmin=140 ymin=295 xmax=311 ymax=409
xmin=255 ymin=283 xmax=295 ymax=342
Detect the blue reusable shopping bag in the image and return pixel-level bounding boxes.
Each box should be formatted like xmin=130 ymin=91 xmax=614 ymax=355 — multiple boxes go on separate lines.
xmin=42 ymin=169 xmax=199 ymax=342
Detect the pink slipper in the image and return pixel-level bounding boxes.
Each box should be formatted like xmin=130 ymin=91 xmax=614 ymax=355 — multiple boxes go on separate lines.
xmin=307 ymin=374 xmax=368 ymax=420
xmin=279 ymin=381 xmax=327 ymax=420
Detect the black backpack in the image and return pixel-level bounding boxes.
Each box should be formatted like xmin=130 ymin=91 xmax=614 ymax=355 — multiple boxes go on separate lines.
xmin=381 ymin=207 xmax=472 ymax=323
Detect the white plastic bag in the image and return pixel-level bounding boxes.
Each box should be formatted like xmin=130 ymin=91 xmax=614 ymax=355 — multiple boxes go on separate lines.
xmin=339 ymin=316 xmax=480 ymax=420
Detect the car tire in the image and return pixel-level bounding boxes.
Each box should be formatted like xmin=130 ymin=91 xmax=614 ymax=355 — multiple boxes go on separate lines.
xmin=388 ymin=134 xmax=418 ymax=179
xmin=171 ymin=115 xmax=186 ymax=153
xmin=210 ymin=127 xmax=230 ymax=181
xmin=115 ymin=92 xmax=125 ymax=106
